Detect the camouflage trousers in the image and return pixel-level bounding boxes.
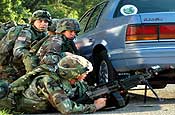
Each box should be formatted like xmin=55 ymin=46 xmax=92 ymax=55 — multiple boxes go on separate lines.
xmin=0 ymin=93 xmax=15 ymax=111
xmin=0 ymin=64 xmax=22 ymax=83
xmin=0 ymin=93 xmax=54 ymax=114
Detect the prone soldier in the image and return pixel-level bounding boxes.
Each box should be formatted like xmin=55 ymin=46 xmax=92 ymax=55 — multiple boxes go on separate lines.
xmin=0 ymin=53 xmax=107 ymax=114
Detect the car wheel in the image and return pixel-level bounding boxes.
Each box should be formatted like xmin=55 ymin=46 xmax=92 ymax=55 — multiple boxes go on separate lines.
xmin=94 ymin=50 xmax=130 ymax=108
xmin=94 ymin=50 xmax=116 ymax=84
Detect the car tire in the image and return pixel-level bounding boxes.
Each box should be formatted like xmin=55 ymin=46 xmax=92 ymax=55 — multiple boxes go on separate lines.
xmin=93 ymin=50 xmax=130 ymax=108
xmin=94 ymin=50 xmax=116 ymax=84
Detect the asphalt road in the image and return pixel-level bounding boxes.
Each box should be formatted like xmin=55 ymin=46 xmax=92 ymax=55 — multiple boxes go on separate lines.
xmin=25 ymin=84 xmax=175 ymax=115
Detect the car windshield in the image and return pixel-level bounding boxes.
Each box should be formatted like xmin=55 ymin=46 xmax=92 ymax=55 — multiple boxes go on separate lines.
xmin=114 ymin=0 xmax=175 ymax=17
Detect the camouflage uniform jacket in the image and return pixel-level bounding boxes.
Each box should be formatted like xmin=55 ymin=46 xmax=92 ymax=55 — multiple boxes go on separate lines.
xmin=15 ymin=73 xmax=96 ymax=114
xmin=12 ymin=25 xmax=47 ymax=75
xmin=13 ymin=25 xmax=47 ymax=59
xmin=36 ymin=34 xmax=79 ymax=72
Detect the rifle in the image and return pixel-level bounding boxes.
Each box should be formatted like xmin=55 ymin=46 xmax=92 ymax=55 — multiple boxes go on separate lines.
xmin=29 ymin=35 xmax=49 ymax=54
xmin=76 ymin=68 xmax=161 ymax=108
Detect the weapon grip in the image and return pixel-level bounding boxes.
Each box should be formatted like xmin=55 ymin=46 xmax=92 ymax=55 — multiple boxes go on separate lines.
xmin=75 ymin=93 xmax=92 ymax=104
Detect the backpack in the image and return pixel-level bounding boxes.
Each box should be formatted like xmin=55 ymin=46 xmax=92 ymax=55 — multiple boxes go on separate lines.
xmin=0 ymin=21 xmax=16 ymax=40
xmin=0 ymin=25 xmax=27 ymax=65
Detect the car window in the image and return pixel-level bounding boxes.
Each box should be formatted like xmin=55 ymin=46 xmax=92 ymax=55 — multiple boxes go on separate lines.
xmin=79 ymin=2 xmax=107 ymax=35
xmin=114 ymin=0 xmax=175 ymax=17
xmin=85 ymin=2 xmax=106 ymax=32
xmin=79 ymin=9 xmax=93 ymax=35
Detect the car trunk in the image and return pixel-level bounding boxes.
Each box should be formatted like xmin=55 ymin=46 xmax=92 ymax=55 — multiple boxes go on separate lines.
xmin=113 ymin=12 xmax=175 ymax=72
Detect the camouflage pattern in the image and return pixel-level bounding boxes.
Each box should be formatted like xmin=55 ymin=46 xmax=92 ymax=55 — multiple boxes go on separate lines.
xmin=0 ymin=25 xmax=30 ymax=82
xmin=58 ymin=55 xmax=93 ymax=80
xmin=0 ymin=21 xmax=17 ymax=40
xmin=0 ymin=25 xmax=27 ymax=65
xmin=36 ymin=34 xmax=79 ymax=72
xmin=9 ymin=67 xmax=44 ymax=94
xmin=0 ymin=64 xmax=19 ymax=82
xmin=0 ymin=21 xmax=17 ymax=31
xmin=0 ymin=27 xmax=7 ymax=40
xmin=0 ymin=80 xmax=9 ymax=99
xmin=29 ymin=10 xmax=52 ymax=25
xmin=14 ymin=73 xmax=96 ymax=114
xmin=0 ymin=18 xmax=94 ymax=113
xmin=56 ymin=18 xmax=80 ymax=33
xmin=12 ymin=24 xmax=47 ymax=75
xmin=0 ymin=10 xmax=50 ymax=81
xmin=0 ymin=54 xmax=96 ymax=114
xmin=48 ymin=18 xmax=59 ymax=32
xmin=37 ymin=18 xmax=80 ymax=72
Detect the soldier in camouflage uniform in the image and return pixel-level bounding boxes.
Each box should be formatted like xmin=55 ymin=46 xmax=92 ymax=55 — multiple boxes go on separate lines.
xmin=0 ymin=18 xmax=107 ymax=113
xmin=12 ymin=10 xmax=52 ymax=76
xmin=0 ymin=54 xmax=106 ymax=114
xmin=2 ymin=18 xmax=81 ymax=91
xmin=37 ymin=18 xmax=80 ymax=61
xmin=0 ymin=21 xmax=19 ymax=82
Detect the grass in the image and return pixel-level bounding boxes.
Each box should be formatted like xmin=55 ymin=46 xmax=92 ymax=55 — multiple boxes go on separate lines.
xmin=0 ymin=109 xmax=12 ymax=115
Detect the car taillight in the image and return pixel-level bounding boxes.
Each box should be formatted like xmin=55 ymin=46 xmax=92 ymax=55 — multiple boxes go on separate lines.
xmin=160 ymin=25 xmax=175 ymax=39
xmin=126 ymin=25 xmax=158 ymax=41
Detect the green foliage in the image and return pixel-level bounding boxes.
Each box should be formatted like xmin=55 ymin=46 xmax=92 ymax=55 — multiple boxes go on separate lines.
xmin=0 ymin=0 xmax=102 ymax=24
xmin=0 ymin=0 xmax=31 ymax=24
xmin=61 ymin=0 xmax=101 ymax=18
xmin=41 ymin=0 xmax=101 ymax=19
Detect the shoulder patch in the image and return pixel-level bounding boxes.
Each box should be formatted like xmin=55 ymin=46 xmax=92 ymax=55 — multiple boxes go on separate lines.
xmin=17 ymin=36 xmax=26 ymax=41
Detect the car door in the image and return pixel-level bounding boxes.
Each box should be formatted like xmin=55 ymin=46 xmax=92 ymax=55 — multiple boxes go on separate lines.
xmin=75 ymin=1 xmax=108 ymax=59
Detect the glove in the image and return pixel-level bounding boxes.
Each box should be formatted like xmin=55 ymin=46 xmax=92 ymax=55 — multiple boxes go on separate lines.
xmin=22 ymin=52 xmax=39 ymax=72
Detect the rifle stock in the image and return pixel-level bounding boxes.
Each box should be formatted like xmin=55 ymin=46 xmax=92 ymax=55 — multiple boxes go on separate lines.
xmin=29 ymin=35 xmax=49 ymax=54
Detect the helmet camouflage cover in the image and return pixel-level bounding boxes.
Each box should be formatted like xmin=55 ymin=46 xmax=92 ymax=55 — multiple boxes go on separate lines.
xmin=56 ymin=18 xmax=80 ymax=33
xmin=48 ymin=18 xmax=59 ymax=32
xmin=58 ymin=54 xmax=93 ymax=80
xmin=29 ymin=10 xmax=52 ymax=25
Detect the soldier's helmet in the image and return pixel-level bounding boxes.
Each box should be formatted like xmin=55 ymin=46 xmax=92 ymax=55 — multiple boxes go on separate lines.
xmin=56 ymin=18 xmax=80 ymax=33
xmin=58 ymin=54 xmax=93 ymax=80
xmin=48 ymin=18 xmax=60 ymax=32
xmin=0 ymin=80 xmax=9 ymax=99
xmin=29 ymin=10 xmax=52 ymax=25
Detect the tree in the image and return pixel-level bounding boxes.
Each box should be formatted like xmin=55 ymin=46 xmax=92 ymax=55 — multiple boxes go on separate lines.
xmin=0 ymin=0 xmax=102 ymax=23
xmin=27 ymin=0 xmax=102 ymax=19
xmin=0 ymin=0 xmax=31 ymax=23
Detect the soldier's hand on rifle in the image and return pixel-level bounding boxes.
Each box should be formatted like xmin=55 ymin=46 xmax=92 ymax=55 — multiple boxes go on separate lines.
xmin=94 ymin=97 xmax=107 ymax=110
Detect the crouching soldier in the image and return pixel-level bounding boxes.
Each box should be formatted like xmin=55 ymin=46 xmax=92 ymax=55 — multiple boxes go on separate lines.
xmin=0 ymin=54 xmax=107 ymax=114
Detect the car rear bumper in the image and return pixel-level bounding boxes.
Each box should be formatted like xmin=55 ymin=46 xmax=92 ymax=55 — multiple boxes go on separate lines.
xmin=109 ymin=46 xmax=175 ymax=72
